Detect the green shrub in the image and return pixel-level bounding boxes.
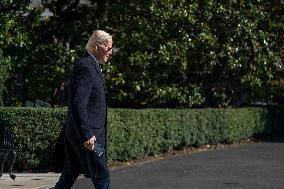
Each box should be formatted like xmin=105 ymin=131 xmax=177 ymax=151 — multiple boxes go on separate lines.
xmin=0 ymin=52 xmax=9 ymax=106
xmin=2 ymin=1 xmax=283 ymax=107
xmin=0 ymin=106 xmax=283 ymax=170
xmin=0 ymin=107 xmax=66 ymax=170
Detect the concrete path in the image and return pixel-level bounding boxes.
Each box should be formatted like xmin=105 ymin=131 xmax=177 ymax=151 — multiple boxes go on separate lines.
xmin=0 ymin=173 xmax=60 ymax=189
xmin=1 ymin=142 xmax=284 ymax=189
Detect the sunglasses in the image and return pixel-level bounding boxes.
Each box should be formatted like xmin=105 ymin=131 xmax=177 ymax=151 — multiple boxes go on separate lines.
xmin=97 ymin=44 xmax=113 ymax=52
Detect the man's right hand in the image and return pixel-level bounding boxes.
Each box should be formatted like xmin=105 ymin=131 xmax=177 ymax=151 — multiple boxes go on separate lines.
xmin=84 ymin=135 xmax=96 ymax=150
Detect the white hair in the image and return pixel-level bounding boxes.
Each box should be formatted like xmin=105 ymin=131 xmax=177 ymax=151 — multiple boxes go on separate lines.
xmin=85 ymin=30 xmax=112 ymax=53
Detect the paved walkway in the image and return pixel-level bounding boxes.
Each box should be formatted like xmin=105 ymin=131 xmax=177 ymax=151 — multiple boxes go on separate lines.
xmin=1 ymin=142 xmax=284 ymax=189
xmin=0 ymin=173 xmax=60 ymax=189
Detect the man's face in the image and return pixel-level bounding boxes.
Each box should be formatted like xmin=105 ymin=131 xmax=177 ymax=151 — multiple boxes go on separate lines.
xmin=95 ymin=37 xmax=113 ymax=64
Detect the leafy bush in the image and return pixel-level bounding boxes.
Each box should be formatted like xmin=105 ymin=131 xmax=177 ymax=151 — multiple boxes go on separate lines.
xmin=1 ymin=1 xmax=283 ymax=107
xmin=0 ymin=51 xmax=9 ymax=106
xmin=105 ymin=0 xmax=283 ymax=107
xmin=0 ymin=106 xmax=283 ymax=170
xmin=0 ymin=107 xmax=66 ymax=170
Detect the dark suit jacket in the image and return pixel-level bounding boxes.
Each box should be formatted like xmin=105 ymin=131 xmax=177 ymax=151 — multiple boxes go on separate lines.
xmin=64 ymin=52 xmax=109 ymax=178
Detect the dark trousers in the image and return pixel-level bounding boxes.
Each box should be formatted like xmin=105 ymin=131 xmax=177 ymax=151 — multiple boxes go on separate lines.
xmin=54 ymin=160 xmax=110 ymax=189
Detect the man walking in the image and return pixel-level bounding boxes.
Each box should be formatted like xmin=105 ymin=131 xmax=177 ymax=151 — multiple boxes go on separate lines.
xmin=54 ymin=30 xmax=113 ymax=189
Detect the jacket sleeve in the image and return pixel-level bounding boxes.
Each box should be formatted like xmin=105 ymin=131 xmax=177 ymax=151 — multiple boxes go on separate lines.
xmin=70 ymin=61 xmax=94 ymax=141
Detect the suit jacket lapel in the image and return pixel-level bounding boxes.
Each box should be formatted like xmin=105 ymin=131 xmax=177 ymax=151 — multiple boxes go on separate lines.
xmin=87 ymin=54 xmax=107 ymax=93
xmin=95 ymin=63 xmax=107 ymax=93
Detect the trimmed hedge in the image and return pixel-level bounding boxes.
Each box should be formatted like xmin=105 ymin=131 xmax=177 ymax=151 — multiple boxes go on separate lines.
xmin=0 ymin=108 xmax=66 ymax=170
xmin=108 ymin=107 xmax=284 ymax=160
xmin=0 ymin=106 xmax=283 ymax=170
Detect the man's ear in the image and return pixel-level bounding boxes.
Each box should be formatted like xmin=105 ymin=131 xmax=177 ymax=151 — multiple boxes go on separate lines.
xmin=93 ymin=45 xmax=98 ymax=52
